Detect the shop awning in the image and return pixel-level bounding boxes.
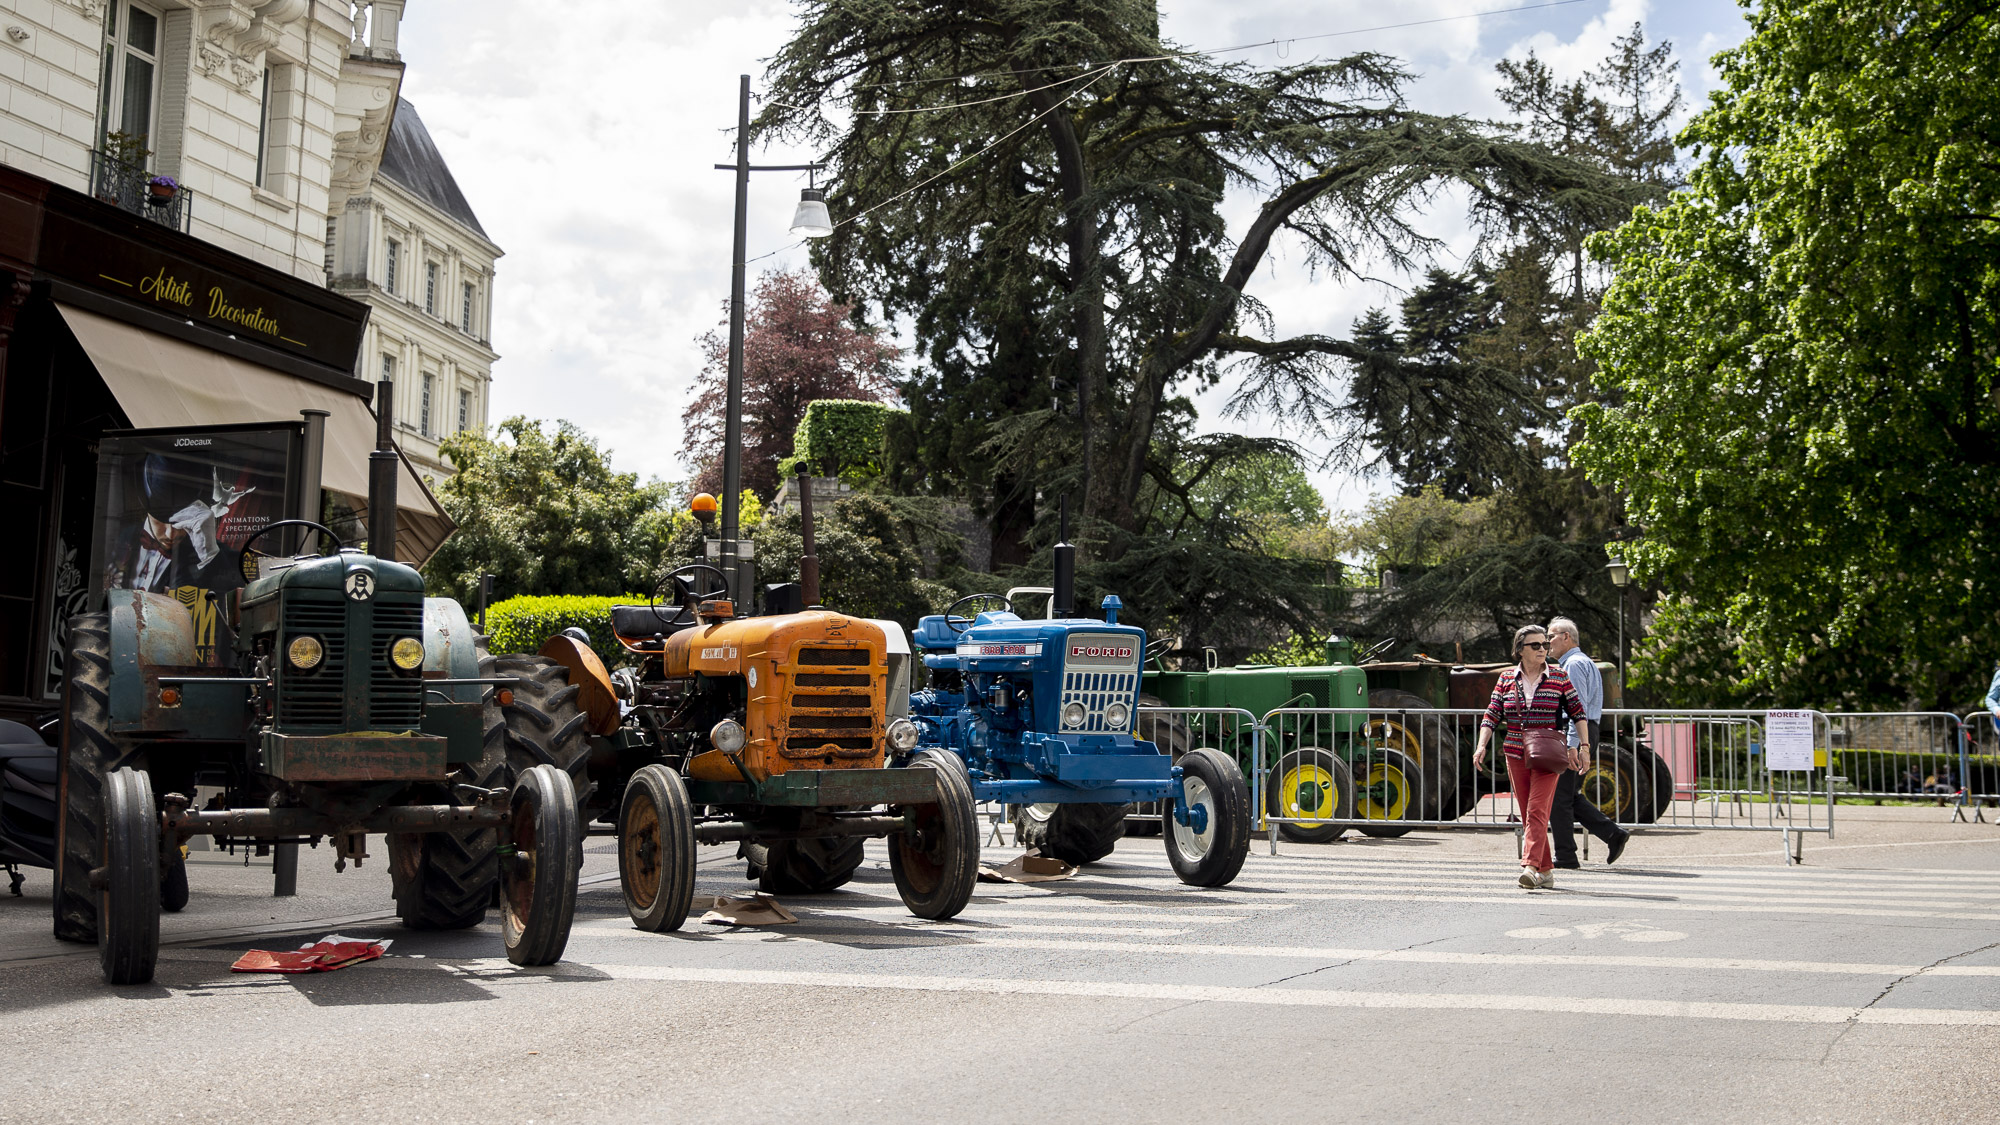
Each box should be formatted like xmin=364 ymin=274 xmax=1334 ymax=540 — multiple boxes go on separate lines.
xmin=54 ymin=303 xmax=455 ymax=564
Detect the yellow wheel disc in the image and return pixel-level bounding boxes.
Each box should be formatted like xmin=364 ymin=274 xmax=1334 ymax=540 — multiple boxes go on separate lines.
xmin=1361 ymin=719 xmax=1425 ymax=766
xmin=1356 ymin=763 xmax=1411 ymax=821
xmin=1581 ymin=761 xmax=1624 ymax=818
xmin=1277 ymin=764 xmax=1339 ymax=825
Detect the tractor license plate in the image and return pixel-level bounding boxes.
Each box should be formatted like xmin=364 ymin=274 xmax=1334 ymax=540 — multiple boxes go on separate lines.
xmin=264 ymin=733 xmax=448 ymax=782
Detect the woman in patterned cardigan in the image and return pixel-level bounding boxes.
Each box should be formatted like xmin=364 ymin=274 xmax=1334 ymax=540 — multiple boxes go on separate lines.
xmin=1472 ymin=624 xmax=1592 ymax=889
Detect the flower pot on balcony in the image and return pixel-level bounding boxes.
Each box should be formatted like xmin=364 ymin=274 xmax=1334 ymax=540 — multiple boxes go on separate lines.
xmin=146 ymin=181 xmax=177 ymax=207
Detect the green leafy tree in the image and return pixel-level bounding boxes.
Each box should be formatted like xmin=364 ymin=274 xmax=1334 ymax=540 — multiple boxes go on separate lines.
xmin=423 ymin=418 xmax=676 ymax=604
xmin=759 ymin=0 xmax=1613 ymax=540
xmin=1576 ymin=0 xmax=2000 ymax=709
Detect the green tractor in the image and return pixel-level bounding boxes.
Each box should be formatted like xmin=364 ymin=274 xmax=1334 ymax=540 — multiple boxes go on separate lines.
xmin=1141 ymin=636 xmax=1463 ymax=841
xmin=57 ymin=390 xmax=589 ymax=984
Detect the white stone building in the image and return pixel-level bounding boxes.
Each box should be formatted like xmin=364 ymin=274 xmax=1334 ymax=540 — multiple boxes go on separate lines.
xmin=0 ymin=0 xmax=406 ymax=283
xmin=327 ymin=95 xmax=498 ymax=480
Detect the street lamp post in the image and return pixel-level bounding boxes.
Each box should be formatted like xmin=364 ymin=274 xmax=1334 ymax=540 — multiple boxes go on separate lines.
xmin=1606 ymin=554 xmax=1631 ymax=675
xmin=713 ymin=72 xmax=832 ymax=603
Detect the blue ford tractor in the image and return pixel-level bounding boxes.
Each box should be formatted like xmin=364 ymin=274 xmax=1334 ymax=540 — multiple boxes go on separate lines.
xmin=906 ymin=521 xmax=1249 ymax=886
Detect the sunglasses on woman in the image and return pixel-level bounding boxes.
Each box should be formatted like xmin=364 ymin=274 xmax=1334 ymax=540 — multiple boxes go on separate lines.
xmin=1521 ymin=641 xmax=1550 ymax=650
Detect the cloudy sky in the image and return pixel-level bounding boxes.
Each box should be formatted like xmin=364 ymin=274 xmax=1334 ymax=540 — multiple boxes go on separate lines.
xmin=395 ymin=0 xmax=1752 ymax=515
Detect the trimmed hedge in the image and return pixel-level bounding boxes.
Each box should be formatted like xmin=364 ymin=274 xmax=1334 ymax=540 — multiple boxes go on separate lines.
xmin=484 ymin=594 xmax=645 ymax=657
xmin=779 ymin=399 xmax=901 ymax=480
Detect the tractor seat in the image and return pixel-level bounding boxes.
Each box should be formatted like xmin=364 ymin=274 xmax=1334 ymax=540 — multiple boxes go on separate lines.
xmin=0 ymin=720 xmax=56 ymax=796
xmin=610 ymin=604 xmax=695 ymax=647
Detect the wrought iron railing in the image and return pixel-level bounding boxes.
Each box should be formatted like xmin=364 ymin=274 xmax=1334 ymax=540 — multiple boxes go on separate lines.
xmin=89 ymin=151 xmax=193 ymax=233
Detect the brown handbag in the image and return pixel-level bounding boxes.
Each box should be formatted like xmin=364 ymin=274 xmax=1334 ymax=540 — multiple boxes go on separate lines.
xmin=1522 ymin=727 xmax=1571 ymax=773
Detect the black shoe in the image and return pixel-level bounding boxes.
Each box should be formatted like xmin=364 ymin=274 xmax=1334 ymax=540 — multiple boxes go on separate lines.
xmin=1553 ymin=858 xmax=1581 ymax=870
xmin=1604 ymin=829 xmax=1630 ymax=865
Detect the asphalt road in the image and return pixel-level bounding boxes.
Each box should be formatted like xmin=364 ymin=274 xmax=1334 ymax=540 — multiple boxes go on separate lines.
xmin=4 ymin=812 xmax=1999 ymax=1124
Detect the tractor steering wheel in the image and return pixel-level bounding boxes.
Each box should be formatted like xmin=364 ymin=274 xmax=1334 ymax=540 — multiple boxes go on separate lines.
xmin=650 ymin=562 xmax=733 ymax=627
xmin=943 ymin=593 xmax=1012 ymax=634
xmin=1143 ymin=634 xmax=1177 ymax=668
xmin=1359 ymin=636 xmax=1400 ymax=664
xmin=239 ymin=519 xmax=344 ymax=581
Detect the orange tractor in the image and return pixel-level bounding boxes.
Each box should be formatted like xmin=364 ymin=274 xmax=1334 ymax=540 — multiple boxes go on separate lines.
xmin=539 ymin=489 xmax=978 ymax=930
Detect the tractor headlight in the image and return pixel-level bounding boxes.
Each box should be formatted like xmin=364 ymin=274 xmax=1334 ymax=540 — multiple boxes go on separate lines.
xmin=886 ymin=718 xmax=920 ymax=751
xmin=710 ymin=719 xmax=747 ymax=754
xmin=390 ymin=636 xmax=425 ymax=671
xmin=1061 ymin=701 xmax=1087 ymax=729
xmin=286 ymin=635 xmax=324 ymax=671
xmin=1105 ymin=701 xmax=1130 ymax=730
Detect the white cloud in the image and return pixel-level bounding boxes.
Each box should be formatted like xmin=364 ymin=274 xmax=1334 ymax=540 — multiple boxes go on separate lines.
xmin=395 ymin=0 xmax=1749 ymax=516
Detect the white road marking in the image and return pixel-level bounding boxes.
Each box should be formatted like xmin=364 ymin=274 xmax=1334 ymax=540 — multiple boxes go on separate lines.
xmin=477 ymin=963 xmax=2000 ymax=1026
xmin=803 ymin=907 xmax=1246 ymax=924
xmin=1231 ymin=890 xmax=2000 ymax=921
xmin=562 ymin=928 xmax=2000 ymax=977
xmin=573 ymin=919 xmax=1193 ymax=938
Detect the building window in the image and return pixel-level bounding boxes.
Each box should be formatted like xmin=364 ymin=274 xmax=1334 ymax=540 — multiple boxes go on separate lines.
xmin=384 ymin=239 xmax=399 ymax=295
xmin=253 ymin=68 xmax=273 ymax=186
xmin=420 ymin=374 xmax=434 ymax=438
xmin=458 ymin=388 xmax=471 ymax=433
xmin=99 ymin=2 xmax=164 ymax=159
xmin=461 ymin=282 xmax=474 ymax=333
xmin=380 ymin=354 xmax=394 ymax=384
xmin=424 ymin=262 xmax=438 ymax=315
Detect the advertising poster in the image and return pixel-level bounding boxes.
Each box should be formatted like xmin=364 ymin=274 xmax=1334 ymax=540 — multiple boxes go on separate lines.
xmin=93 ymin=425 xmax=296 ymax=665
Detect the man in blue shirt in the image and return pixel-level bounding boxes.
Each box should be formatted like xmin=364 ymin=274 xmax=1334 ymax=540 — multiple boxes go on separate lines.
xmin=1548 ymin=617 xmax=1630 ymax=868
xmin=1985 ymin=664 xmax=2000 ymax=735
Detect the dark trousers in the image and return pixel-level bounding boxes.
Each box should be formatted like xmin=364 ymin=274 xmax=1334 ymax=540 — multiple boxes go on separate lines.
xmin=1551 ymin=723 xmax=1621 ymax=862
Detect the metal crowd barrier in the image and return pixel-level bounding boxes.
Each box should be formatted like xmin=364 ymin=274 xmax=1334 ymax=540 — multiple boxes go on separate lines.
xmin=1958 ymin=710 xmax=2000 ymax=822
xmin=1246 ymin=706 xmax=1837 ymax=864
xmin=1128 ymin=707 xmax=1265 ymax=836
xmin=1819 ymin=712 xmax=1969 ymax=810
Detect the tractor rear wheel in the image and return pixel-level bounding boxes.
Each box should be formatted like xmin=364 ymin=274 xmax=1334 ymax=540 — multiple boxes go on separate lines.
xmin=502 ymin=764 xmax=581 ymax=966
xmin=488 ymin=652 xmax=595 ymax=808
xmin=1640 ymin=746 xmax=1675 ymax=822
xmin=1018 ymin=801 xmax=1126 ymax=865
xmin=749 ymin=835 xmax=867 ymax=895
xmin=391 ymin=638 xmax=516 ymax=931
xmin=99 ymin=766 xmax=160 ymax=985
xmin=619 ymin=765 xmax=696 ymax=931
xmin=1167 ymin=748 xmax=1250 ymax=887
xmin=1579 ymin=744 xmax=1645 ymax=823
xmin=1269 ymin=748 xmax=1354 ymax=844
xmin=890 ymin=749 xmax=979 ymax=920
xmin=160 ymin=851 xmax=189 ymax=913
xmin=54 ymin=613 xmax=115 ymax=944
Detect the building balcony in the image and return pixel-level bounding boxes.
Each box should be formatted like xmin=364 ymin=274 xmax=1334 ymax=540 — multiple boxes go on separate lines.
xmin=89 ymin=152 xmax=194 ymax=234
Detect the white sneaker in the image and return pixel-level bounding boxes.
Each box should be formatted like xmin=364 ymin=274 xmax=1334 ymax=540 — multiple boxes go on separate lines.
xmin=1537 ymin=869 xmax=1556 ymax=889
xmin=1519 ymin=867 xmax=1538 ymax=889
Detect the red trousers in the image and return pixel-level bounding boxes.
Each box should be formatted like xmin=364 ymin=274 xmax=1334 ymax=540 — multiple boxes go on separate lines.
xmin=1507 ymin=756 xmax=1562 ymax=871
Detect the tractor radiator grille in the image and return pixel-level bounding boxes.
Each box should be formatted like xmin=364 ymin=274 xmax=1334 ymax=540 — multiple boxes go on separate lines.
xmin=784 ymin=645 xmax=877 ymax=759
xmin=1059 ymin=670 xmax=1139 ymax=732
xmin=368 ymin=601 xmax=426 ymax=730
xmin=278 ymin=601 xmax=347 ymax=729
xmin=797 ymin=647 xmax=866 ymax=666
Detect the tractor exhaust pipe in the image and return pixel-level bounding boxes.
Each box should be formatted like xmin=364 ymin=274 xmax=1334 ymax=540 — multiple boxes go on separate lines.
xmin=368 ymin=380 xmax=398 ymax=559
xmin=797 ymin=472 xmax=821 ymax=607
xmin=1052 ymin=494 xmax=1075 ymax=620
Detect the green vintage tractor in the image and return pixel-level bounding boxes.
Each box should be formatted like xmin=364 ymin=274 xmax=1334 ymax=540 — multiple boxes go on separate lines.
xmin=57 ymin=389 xmax=590 ymax=984
xmin=1141 ymin=636 xmax=1461 ymax=842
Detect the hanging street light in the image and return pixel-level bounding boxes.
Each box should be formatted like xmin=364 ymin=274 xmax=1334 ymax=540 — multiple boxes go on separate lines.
xmin=790 ymin=186 xmax=834 ymax=238
xmin=713 ymin=73 xmax=832 ymax=602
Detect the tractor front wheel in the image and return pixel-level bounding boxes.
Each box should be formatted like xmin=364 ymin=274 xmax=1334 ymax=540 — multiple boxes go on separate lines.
xmin=889 ymin=749 xmax=978 ymax=920
xmin=1354 ymin=746 xmax=1422 ymax=839
xmin=501 ymin=764 xmax=580 ymax=967
xmin=99 ymin=767 xmax=160 ymax=985
xmin=619 ymin=765 xmax=696 ymax=932
xmin=1268 ymin=748 xmax=1355 ymax=844
xmin=1167 ymin=748 xmax=1250 ymax=887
